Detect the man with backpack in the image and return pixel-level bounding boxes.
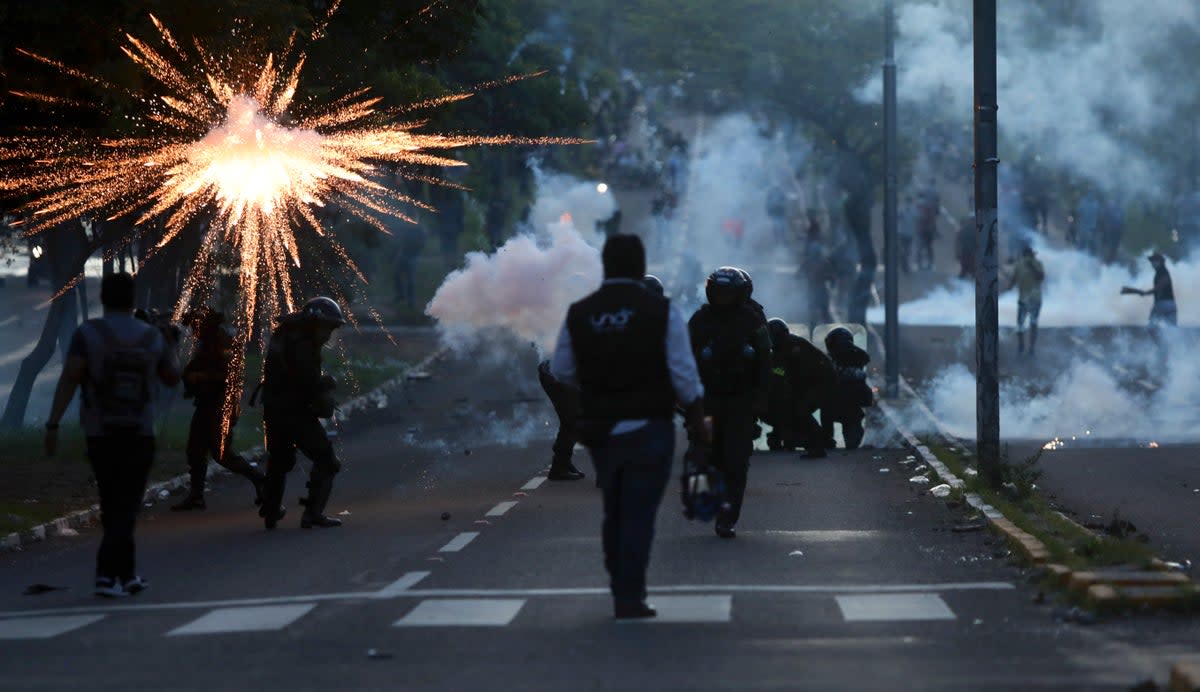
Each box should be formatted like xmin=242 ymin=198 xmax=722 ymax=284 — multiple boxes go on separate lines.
xmin=44 ymin=272 xmax=180 ymax=598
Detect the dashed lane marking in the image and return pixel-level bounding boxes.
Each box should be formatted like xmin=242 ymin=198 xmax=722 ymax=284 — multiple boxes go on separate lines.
xmin=835 ymin=593 xmax=956 ymax=622
xmin=0 ymin=614 xmax=105 ymax=639
xmin=371 ymin=571 xmax=431 ymax=599
xmin=438 ymin=532 xmax=479 ymax=553
xmin=520 ymin=476 xmax=547 ymax=491
xmin=168 ymin=604 xmax=315 ymax=636
xmin=394 ymin=598 xmax=525 ymax=627
xmin=486 ymin=501 xmax=518 ymax=517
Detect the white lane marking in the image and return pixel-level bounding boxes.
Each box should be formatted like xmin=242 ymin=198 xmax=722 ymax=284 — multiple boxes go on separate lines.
xmin=486 ymin=501 xmax=518 ymax=517
xmin=438 ymin=532 xmax=479 ymax=553
xmin=168 ymin=604 xmax=316 ymax=636
xmin=394 ymin=599 xmax=525 ymax=627
xmin=0 ymin=316 xmax=18 ymax=329
xmin=627 ymin=595 xmax=731 ymax=624
xmin=372 ymin=571 xmax=430 ymax=599
xmin=0 ymin=614 xmax=105 ymax=639
xmin=520 ymin=476 xmax=546 ymax=490
xmin=836 ymin=593 xmax=955 ymax=622
xmin=0 ymin=582 xmax=1014 ymax=620
xmin=761 ymin=530 xmax=884 ymax=542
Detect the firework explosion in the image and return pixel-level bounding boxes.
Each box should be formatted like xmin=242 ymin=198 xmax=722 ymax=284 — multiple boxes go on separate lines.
xmin=0 ymin=6 xmax=579 ymax=434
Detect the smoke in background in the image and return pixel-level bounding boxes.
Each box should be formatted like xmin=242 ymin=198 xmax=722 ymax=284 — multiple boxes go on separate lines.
xmin=425 ymin=170 xmax=610 ymax=354
xmin=859 ymin=1 xmax=1200 ymax=197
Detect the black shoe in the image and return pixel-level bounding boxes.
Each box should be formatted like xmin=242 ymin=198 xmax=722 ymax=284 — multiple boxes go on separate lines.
xmin=715 ymin=522 xmax=736 ymax=539
xmin=260 ymin=505 xmax=286 ymax=530
xmin=301 ymin=513 xmax=343 ymax=529
xmin=171 ymin=495 xmax=206 ymax=511
xmin=251 ymin=478 xmax=264 ymax=507
xmin=800 ymin=447 xmax=827 ymax=459
xmin=614 ymin=601 xmax=657 ymax=620
xmin=547 ymin=465 xmax=585 ymax=481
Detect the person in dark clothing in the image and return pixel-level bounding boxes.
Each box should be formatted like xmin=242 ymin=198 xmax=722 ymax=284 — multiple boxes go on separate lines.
xmin=536 ymin=360 xmax=585 ymax=481
xmin=688 ymin=267 xmax=771 ymax=539
xmin=172 ymin=308 xmax=265 ymax=510
xmin=45 ymin=272 xmax=180 ymax=597
xmin=1126 ymin=252 xmax=1177 ymax=327
xmin=550 ymin=234 xmax=707 ymax=620
xmin=763 ymin=319 xmax=835 ymax=458
xmin=258 ymin=297 xmax=347 ymax=530
xmin=822 ymin=328 xmax=873 ymax=450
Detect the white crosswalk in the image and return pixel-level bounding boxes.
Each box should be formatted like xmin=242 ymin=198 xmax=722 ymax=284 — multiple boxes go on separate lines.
xmin=0 ymin=592 xmax=970 ymax=639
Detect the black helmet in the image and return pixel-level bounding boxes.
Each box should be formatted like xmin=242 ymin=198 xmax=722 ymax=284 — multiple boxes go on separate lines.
xmin=824 ymin=326 xmax=853 ymax=350
xmin=705 ymin=266 xmax=748 ymax=307
xmin=302 ymin=297 xmax=347 ymax=327
xmin=737 ymin=268 xmax=754 ymax=299
xmin=642 ymin=274 xmax=665 ymax=296
xmin=766 ymin=318 xmax=790 ymax=345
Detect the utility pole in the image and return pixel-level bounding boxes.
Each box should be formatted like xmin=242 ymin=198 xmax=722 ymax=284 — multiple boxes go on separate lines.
xmin=973 ymin=0 xmax=1001 ymax=487
xmin=883 ymin=0 xmax=899 ymax=399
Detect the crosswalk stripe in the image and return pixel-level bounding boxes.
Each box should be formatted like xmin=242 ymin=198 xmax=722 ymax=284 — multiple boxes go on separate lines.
xmin=168 ymin=604 xmax=316 ymax=636
xmin=0 ymin=614 xmax=105 ymax=639
xmin=626 ymin=595 xmax=731 ymax=624
xmin=394 ymin=599 xmax=525 ymax=627
xmin=438 ymin=532 xmax=479 ymax=552
xmin=835 ymin=593 xmax=956 ymax=622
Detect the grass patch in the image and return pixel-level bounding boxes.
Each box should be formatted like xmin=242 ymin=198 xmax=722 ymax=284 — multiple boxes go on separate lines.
xmin=919 ymin=438 xmax=1158 ymax=572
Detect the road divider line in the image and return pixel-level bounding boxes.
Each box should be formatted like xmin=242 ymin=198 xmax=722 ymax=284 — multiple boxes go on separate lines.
xmin=521 ymin=477 xmax=546 ymax=490
xmin=486 ymin=501 xmax=518 ymax=517
xmin=373 ymin=571 xmax=430 ymax=599
xmin=438 ymin=532 xmax=479 ymax=553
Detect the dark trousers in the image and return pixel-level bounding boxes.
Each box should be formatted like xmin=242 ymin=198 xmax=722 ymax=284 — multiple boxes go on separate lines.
xmin=822 ymin=404 xmax=865 ymax=450
xmin=767 ymin=402 xmax=826 ymax=450
xmin=186 ymin=404 xmax=260 ymax=491
xmin=87 ymin=435 xmax=154 ymax=581
xmin=537 ymin=366 xmax=578 ymax=465
xmin=589 ymin=420 xmax=674 ymax=605
xmin=263 ymin=412 xmax=340 ymax=515
xmin=706 ymin=394 xmax=757 ymax=526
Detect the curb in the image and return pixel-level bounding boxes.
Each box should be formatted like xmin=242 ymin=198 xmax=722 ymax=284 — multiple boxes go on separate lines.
xmin=1 ymin=344 xmax=448 ymax=554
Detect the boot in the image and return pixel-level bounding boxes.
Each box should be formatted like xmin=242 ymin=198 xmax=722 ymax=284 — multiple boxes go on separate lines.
xmin=221 ymin=452 xmax=266 ymax=506
xmin=1017 ymin=332 xmax=1025 ymax=355
xmin=259 ymin=473 xmax=287 ymax=530
xmin=300 ymin=476 xmax=342 ymax=529
xmin=547 ymin=458 xmax=585 ymax=481
xmin=171 ymin=467 xmax=207 ymax=511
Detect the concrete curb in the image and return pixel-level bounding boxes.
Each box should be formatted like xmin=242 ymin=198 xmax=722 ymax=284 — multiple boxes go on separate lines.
xmin=1 ymin=344 xmax=448 ymax=554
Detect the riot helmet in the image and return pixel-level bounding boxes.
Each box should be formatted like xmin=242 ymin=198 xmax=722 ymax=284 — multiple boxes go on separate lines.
xmin=705 ymin=266 xmax=748 ymax=307
xmin=736 ymin=267 xmax=754 ymax=301
xmin=642 ymin=274 xmax=665 ymax=296
xmin=824 ymin=326 xmax=854 ymax=351
xmin=301 ymin=297 xmax=347 ymax=327
xmin=766 ymin=318 xmax=790 ymax=346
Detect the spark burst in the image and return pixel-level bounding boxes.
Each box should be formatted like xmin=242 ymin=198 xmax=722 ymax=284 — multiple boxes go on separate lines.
xmin=0 ymin=7 xmax=581 ymax=437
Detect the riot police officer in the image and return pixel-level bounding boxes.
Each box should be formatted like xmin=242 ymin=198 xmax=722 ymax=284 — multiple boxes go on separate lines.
xmin=688 ymin=267 xmax=771 ymax=538
xmin=763 ymin=319 xmax=834 ymax=458
xmin=172 ymin=307 xmax=265 ymax=510
xmin=822 ymin=327 xmax=873 ymax=450
xmin=259 ymin=297 xmax=346 ymax=529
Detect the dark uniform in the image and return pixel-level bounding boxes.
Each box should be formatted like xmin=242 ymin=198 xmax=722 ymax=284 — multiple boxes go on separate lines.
xmin=763 ymin=319 xmax=835 ymax=458
xmin=172 ymin=308 xmax=264 ymax=511
xmin=1147 ymin=253 xmax=1177 ymax=327
xmin=688 ymin=268 xmax=771 ymax=538
xmin=259 ymin=297 xmax=346 ymax=530
xmin=822 ymin=328 xmax=873 ymax=450
xmin=536 ymin=359 xmax=584 ymax=481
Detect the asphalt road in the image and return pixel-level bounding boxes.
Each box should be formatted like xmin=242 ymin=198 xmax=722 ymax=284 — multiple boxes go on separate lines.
xmin=0 ymin=339 xmax=1195 ymax=691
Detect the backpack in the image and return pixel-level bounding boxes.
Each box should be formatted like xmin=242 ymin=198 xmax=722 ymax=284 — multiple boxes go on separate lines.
xmin=88 ymin=320 xmax=159 ymax=430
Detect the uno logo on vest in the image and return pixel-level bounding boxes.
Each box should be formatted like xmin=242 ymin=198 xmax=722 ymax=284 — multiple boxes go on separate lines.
xmin=589 ymin=308 xmax=635 ymax=333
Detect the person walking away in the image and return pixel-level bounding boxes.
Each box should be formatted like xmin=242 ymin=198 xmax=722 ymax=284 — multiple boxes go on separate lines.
xmin=536 ymin=359 xmax=585 ymax=481
xmin=550 ymin=234 xmax=708 ymax=619
xmin=172 ymin=307 xmax=265 ymax=510
xmin=258 ymin=297 xmax=347 ymax=529
xmin=44 ymin=272 xmax=180 ymax=597
xmin=956 ymin=210 xmax=977 ymax=279
xmin=688 ymin=267 xmax=771 ymax=539
xmin=1009 ymin=245 xmax=1045 ymax=356
xmin=821 ymin=328 xmax=873 ymax=450
xmin=763 ymin=319 xmax=834 ymax=458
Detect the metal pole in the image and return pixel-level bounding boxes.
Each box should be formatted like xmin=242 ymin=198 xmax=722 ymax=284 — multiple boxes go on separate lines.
xmin=973 ymin=0 xmax=1001 ymax=487
xmin=883 ymin=0 xmax=900 ymax=398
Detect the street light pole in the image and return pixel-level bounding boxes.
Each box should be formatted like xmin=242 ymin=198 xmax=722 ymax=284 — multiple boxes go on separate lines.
xmin=883 ymin=0 xmax=900 ymax=399
xmin=973 ymin=0 xmax=1001 ymax=487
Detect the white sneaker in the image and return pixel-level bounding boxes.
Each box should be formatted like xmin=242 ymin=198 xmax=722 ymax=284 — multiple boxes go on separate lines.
xmin=94 ymin=577 xmax=127 ymax=598
xmin=122 ymin=576 xmax=149 ymax=595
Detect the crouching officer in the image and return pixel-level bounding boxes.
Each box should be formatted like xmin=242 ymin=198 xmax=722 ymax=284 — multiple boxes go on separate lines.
xmin=763 ymin=318 xmax=834 ymax=458
xmin=172 ymin=307 xmax=265 ymax=510
xmin=258 ymin=297 xmax=346 ymax=529
xmin=822 ymin=327 xmax=873 ymax=450
xmin=688 ymin=267 xmax=771 ymax=539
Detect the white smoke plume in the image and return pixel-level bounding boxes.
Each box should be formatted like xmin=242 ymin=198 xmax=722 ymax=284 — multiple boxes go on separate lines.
xmin=425 ymin=171 xmax=610 ymax=354
xmin=858 ymin=1 xmax=1200 ymax=196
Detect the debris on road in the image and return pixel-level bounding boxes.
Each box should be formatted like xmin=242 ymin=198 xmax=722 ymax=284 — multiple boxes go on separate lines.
xmin=23 ymin=584 xmax=66 ymax=595
xmin=440 ymin=512 xmax=451 ymax=520
xmin=952 ymin=523 xmax=986 ymax=533
xmin=789 ymin=550 xmax=804 ymax=557
xmin=366 ymin=648 xmax=393 ymax=660
xmin=909 ymin=475 xmax=930 ymax=484
xmin=879 ymin=468 xmax=890 ymax=473
xmin=930 ymin=484 xmax=952 ymax=498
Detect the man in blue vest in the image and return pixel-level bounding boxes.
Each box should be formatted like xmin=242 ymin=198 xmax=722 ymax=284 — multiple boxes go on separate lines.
xmin=550 ymin=234 xmax=707 ymax=619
